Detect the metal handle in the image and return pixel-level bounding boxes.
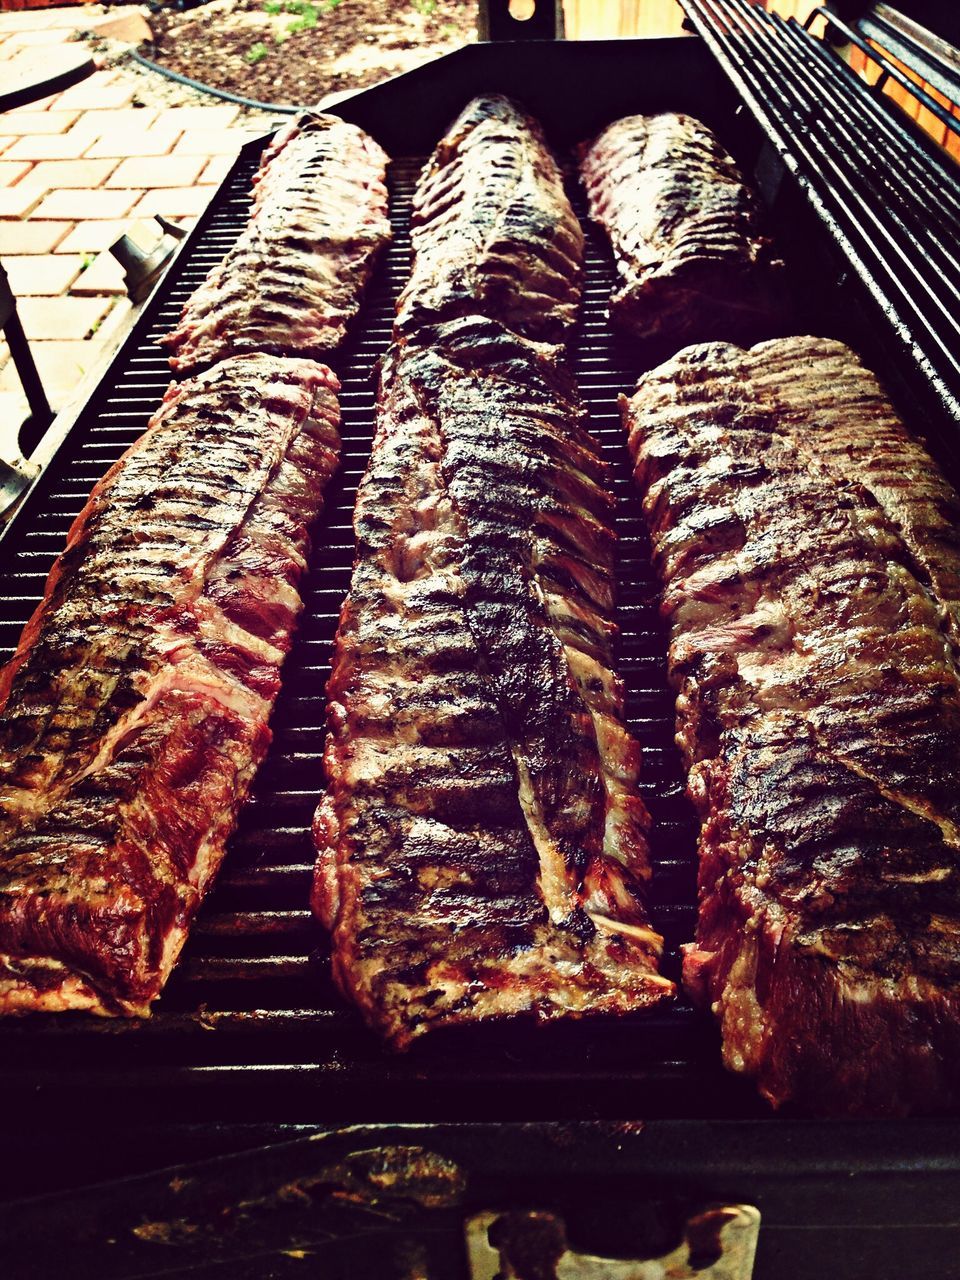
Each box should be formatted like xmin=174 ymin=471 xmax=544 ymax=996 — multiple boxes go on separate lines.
xmin=477 ymin=0 xmax=564 ymax=41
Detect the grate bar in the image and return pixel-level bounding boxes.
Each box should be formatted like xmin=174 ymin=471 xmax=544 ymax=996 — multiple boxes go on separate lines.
xmin=681 ymin=0 xmax=960 ymax=431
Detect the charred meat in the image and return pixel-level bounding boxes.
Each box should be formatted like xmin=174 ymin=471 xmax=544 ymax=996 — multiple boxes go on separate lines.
xmin=623 ymin=334 xmax=960 ymax=1115
xmin=395 ymin=95 xmax=584 ymax=344
xmin=162 ymin=112 xmax=391 ymax=372
xmin=581 ymin=113 xmax=783 ymax=347
xmin=0 ymin=354 xmax=341 ymax=1015
xmin=314 ymin=317 xmax=673 ymax=1045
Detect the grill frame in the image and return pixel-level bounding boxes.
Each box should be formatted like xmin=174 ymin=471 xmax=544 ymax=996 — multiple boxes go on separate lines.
xmin=2 ymin=32 xmax=960 ymax=1213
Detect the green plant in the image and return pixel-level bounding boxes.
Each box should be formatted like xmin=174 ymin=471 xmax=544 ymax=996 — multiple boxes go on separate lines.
xmin=287 ymin=0 xmax=318 ymax=33
xmin=262 ymin=1 xmax=282 ymax=13
xmin=411 ymin=0 xmax=437 ymax=14
xmin=246 ymin=40 xmax=269 ymax=63
xmin=79 ymin=252 xmax=95 ymax=272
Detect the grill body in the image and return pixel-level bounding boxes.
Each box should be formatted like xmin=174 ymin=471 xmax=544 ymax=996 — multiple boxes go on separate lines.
xmin=1 ymin=34 xmax=959 ymax=1273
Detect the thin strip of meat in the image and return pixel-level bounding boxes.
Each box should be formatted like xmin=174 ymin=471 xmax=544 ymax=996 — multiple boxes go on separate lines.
xmin=0 ymin=354 xmax=341 ymax=1016
xmin=313 ymin=317 xmax=673 ymax=1045
xmin=622 ymin=334 xmax=960 ymax=1115
xmin=162 ymin=112 xmax=391 ymax=373
xmin=395 ymin=95 xmax=584 ymax=343
xmin=581 ymin=113 xmax=783 ymax=348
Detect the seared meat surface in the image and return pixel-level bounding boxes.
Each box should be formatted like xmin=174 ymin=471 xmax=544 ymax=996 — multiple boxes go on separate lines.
xmin=0 ymin=355 xmax=341 ymax=1015
xmin=314 ymin=318 xmax=672 ymax=1045
xmin=623 ymin=334 xmax=960 ymax=1114
xmin=395 ymin=95 xmax=584 ymax=343
xmin=581 ymin=113 xmax=783 ymax=347
xmin=162 ymin=112 xmax=391 ymax=372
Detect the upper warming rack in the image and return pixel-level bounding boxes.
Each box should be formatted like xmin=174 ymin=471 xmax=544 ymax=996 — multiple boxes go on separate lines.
xmin=679 ymin=0 xmax=960 ymax=434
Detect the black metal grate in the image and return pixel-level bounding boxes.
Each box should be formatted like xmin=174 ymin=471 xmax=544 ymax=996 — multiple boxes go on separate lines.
xmin=0 ymin=148 xmax=764 ymax=1124
xmin=680 ymin=0 xmax=960 ymax=436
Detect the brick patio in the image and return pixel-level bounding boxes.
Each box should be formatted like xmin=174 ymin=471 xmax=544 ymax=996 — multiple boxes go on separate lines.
xmin=0 ymin=4 xmax=286 ymax=452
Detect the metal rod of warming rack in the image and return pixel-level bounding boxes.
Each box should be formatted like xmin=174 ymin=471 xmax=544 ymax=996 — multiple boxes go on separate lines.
xmin=806 ymin=4 xmax=960 ymax=142
xmin=687 ymin=0 xmax=960 ymax=350
xmin=678 ymin=0 xmax=960 ymax=428
xmin=729 ymin=2 xmax=960 ymax=305
xmin=781 ymin=18 xmax=960 ymax=229
xmin=477 ymin=0 xmax=564 ymax=41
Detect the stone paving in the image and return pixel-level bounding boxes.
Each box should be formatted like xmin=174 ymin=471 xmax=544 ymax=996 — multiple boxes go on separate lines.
xmin=0 ymin=4 xmax=287 ymax=454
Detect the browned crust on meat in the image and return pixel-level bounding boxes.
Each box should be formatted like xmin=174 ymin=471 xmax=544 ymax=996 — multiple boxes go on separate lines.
xmin=314 ymin=317 xmax=672 ymax=1046
xmin=581 ymin=113 xmax=784 ymax=347
xmin=0 ymin=354 xmax=341 ymax=1015
xmin=162 ymin=112 xmax=391 ymax=372
xmin=623 ymin=334 xmax=960 ymax=1115
xmin=395 ymin=95 xmax=584 ymax=344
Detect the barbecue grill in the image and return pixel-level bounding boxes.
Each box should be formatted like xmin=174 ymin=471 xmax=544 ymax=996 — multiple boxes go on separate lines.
xmin=2 ymin=4 xmax=960 ymax=1276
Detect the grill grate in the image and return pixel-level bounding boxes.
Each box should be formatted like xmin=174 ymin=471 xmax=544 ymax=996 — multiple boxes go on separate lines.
xmin=680 ymin=0 xmax=960 ymax=435
xmin=0 ymin=149 xmax=764 ymax=1123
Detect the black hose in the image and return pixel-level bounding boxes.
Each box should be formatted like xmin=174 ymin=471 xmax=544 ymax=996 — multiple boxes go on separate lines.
xmin=130 ymin=48 xmax=304 ymax=114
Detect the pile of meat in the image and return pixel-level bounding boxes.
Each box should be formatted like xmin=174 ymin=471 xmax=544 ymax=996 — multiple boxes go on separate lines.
xmin=1 ymin=91 xmax=957 ymax=1119
xmin=0 ymin=112 xmax=389 ymax=1015
xmin=314 ymin=97 xmax=673 ymax=1045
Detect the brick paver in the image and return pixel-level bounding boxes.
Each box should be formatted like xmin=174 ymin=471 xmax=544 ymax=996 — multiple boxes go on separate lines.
xmin=31 ymin=188 xmax=143 ymax=220
xmin=0 ymin=185 xmax=44 ymax=218
xmin=0 ymin=159 xmax=33 ymax=186
xmin=24 ymin=158 xmax=120 ymax=190
xmin=17 ymin=295 xmax=113 ymax=342
xmin=85 ymin=127 xmax=183 ymax=159
xmin=69 ymin=250 xmax=126 ymax=296
xmin=0 ymin=6 xmax=288 ymax=442
xmin=54 ymin=219 xmax=139 ymax=253
xmin=3 ymin=252 xmax=83 ymax=295
xmin=132 ymin=187 xmax=215 ymax=217
xmin=4 ymin=132 xmax=94 ymax=162
xmin=0 ymin=220 xmax=72 ymax=254
xmin=0 ymin=111 xmax=81 ymax=135
xmin=106 ymin=154 xmax=205 ymax=189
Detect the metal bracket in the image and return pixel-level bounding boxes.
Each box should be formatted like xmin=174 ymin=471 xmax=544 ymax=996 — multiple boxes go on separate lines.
xmin=467 ymin=1205 xmax=761 ymax=1280
xmin=0 ymin=261 xmax=48 ymax=516
xmin=110 ymin=215 xmax=188 ymax=303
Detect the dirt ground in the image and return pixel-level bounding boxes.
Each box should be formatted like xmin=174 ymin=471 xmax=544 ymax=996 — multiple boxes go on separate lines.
xmin=148 ymin=0 xmax=478 ymax=109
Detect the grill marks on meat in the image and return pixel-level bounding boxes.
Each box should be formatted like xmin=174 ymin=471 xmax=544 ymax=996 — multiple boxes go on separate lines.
xmin=162 ymin=113 xmax=391 ymax=373
xmin=623 ymin=335 xmax=960 ymax=1114
xmin=395 ymin=95 xmax=584 ymax=343
xmin=0 ymin=354 xmax=341 ymax=1015
xmin=581 ymin=113 xmax=783 ymax=347
xmin=315 ymin=319 xmax=671 ymax=1045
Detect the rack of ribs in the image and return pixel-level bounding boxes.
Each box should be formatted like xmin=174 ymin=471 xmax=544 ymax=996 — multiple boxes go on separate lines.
xmin=313 ymin=317 xmax=673 ymax=1045
xmin=622 ymin=334 xmax=960 ymax=1114
xmin=580 ymin=113 xmax=783 ymax=348
xmin=395 ymin=94 xmax=584 ymax=343
xmin=162 ymin=112 xmax=391 ymax=373
xmin=0 ymin=354 xmax=341 ymax=1016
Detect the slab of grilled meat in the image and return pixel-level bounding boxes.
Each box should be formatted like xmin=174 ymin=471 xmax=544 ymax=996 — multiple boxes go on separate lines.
xmin=162 ymin=112 xmax=391 ymax=373
xmin=314 ymin=317 xmax=673 ymax=1045
xmin=0 ymin=355 xmax=340 ymax=1015
xmin=581 ymin=113 xmax=783 ymax=349
xmin=395 ymin=95 xmax=584 ymax=344
xmin=623 ymin=334 xmax=960 ymax=1115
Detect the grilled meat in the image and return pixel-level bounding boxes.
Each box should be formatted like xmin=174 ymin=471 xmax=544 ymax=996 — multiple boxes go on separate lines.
xmin=622 ymin=334 xmax=960 ymax=1115
xmin=314 ymin=317 xmax=672 ymax=1045
xmin=581 ymin=113 xmax=783 ymax=347
xmin=0 ymin=354 xmax=341 ymax=1016
xmin=162 ymin=112 xmax=391 ymax=373
xmin=395 ymin=95 xmax=584 ymax=343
